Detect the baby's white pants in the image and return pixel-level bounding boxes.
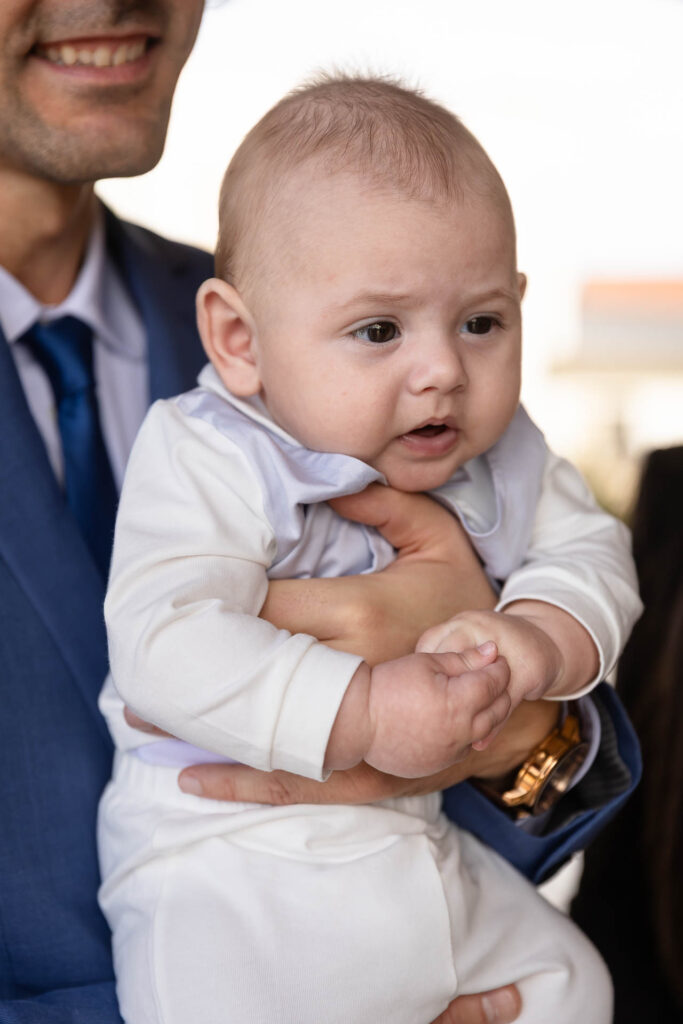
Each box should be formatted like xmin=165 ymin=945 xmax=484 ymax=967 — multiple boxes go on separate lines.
xmin=98 ymin=753 xmax=612 ymax=1024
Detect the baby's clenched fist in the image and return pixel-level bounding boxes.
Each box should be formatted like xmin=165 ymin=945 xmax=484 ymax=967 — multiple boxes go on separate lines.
xmin=325 ymin=643 xmax=511 ymax=777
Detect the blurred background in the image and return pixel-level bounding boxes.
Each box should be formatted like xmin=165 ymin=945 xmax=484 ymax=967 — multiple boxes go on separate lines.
xmin=98 ymin=0 xmax=683 ymax=520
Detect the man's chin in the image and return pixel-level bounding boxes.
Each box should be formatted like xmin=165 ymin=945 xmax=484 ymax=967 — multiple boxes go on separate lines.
xmin=33 ymin=123 xmax=167 ymax=184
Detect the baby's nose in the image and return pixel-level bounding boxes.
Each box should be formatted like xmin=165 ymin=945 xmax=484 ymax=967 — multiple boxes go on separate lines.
xmin=408 ymin=336 xmax=467 ymax=394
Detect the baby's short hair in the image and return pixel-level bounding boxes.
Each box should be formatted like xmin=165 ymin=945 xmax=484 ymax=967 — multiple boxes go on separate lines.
xmin=216 ymin=73 xmax=513 ymax=286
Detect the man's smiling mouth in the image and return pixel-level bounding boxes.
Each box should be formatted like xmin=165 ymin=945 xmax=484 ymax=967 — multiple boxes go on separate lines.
xmin=33 ymin=35 xmax=153 ymax=70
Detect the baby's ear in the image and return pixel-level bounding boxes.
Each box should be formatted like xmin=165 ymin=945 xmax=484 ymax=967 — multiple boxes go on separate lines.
xmin=196 ymin=278 xmax=261 ymax=396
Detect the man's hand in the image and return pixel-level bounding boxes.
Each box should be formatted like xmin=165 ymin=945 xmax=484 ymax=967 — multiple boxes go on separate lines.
xmin=261 ymin=484 xmax=497 ymax=666
xmin=431 ymin=986 xmax=522 ymax=1024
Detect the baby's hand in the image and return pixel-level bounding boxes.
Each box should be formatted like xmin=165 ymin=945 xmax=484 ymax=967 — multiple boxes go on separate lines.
xmin=417 ymin=608 xmax=563 ymax=709
xmin=363 ymin=644 xmax=511 ymax=777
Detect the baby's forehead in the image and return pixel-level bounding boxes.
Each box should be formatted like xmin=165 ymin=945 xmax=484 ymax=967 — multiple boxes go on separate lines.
xmin=256 ymin=158 xmax=506 ymax=235
xmin=237 ymin=166 xmax=518 ymax=317
xmin=267 ymin=163 xmax=414 ymax=226
xmin=223 ymin=141 xmax=517 ymax=300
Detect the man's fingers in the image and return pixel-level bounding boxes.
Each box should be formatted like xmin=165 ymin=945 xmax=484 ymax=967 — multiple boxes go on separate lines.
xmin=178 ymin=761 xmax=403 ymax=805
xmin=431 ymin=986 xmax=522 ymax=1024
xmin=179 ymin=764 xmax=303 ymax=803
xmin=330 ymin=484 xmax=457 ymax=554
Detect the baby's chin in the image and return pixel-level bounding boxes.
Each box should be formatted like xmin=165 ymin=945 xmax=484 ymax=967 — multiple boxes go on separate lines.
xmin=380 ymin=463 xmax=459 ymax=493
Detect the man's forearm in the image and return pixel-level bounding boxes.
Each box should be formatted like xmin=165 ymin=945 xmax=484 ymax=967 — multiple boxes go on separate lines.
xmin=263 ymin=568 xmax=496 ymax=668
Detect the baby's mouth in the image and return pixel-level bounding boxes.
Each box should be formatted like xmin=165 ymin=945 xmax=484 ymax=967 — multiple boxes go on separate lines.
xmin=407 ymin=424 xmax=448 ymax=438
xmin=397 ymin=421 xmax=459 ymax=456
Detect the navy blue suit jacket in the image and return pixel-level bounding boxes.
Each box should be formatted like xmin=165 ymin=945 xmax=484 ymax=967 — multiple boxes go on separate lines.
xmin=0 ymin=209 xmax=640 ymax=1021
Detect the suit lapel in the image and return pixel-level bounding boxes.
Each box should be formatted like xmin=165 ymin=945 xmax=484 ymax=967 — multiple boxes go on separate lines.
xmin=0 ymin=211 xmax=208 ymax=730
xmin=103 ymin=207 xmax=208 ymax=402
xmin=0 ymin=330 xmax=109 ymax=733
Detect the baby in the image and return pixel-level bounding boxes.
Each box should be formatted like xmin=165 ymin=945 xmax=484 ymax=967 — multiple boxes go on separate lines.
xmin=99 ymin=76 xmax=641 ymax=1024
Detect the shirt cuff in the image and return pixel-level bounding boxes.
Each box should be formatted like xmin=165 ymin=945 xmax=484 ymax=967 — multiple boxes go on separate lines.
xmin=516 ymin=695 xmax=601 ymax=834
xmin=271 ymin=642 xmax=364 ymax=780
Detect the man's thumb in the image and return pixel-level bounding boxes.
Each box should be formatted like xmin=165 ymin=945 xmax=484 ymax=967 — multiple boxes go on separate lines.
xmin=330 ymin=484 xmax=450 ymax=553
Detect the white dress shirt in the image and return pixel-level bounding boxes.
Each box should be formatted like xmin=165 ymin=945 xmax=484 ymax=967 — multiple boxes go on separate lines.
xmin=0 ymin=209 xmax=148 ymax=490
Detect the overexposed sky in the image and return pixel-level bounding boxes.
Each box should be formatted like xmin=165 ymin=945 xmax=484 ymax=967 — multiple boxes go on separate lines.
xmin=98 ymin=0 xmax=683 ymax=444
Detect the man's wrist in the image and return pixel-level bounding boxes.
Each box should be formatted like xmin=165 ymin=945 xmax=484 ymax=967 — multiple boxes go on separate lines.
xmin=468 ymin=699 xmax=560 ymax=783
xmin=474 ymin=702 xmax=589 ymax=819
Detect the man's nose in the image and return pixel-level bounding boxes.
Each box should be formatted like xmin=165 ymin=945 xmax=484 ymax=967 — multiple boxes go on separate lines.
xmin=406 ymin=334 xmax=467 ymax=394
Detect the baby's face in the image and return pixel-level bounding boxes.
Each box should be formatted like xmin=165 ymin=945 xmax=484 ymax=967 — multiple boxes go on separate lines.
xmin=241 ymin=172 xmax=524 ymax=492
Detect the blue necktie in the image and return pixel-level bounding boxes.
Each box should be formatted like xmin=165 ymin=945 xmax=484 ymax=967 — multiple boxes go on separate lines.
xmin=22 ymin=316 xmax=118 ymax=579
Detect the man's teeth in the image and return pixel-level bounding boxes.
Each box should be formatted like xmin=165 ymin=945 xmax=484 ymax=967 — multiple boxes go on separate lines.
xmin=43 ymin=39 xmax=146 ymax=68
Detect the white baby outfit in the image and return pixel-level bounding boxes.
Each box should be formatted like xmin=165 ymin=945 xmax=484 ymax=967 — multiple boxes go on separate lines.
xmin=99 ymin=365 xmax=639 ymax=1024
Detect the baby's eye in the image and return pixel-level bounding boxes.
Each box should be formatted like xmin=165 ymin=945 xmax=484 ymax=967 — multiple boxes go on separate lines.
xmin=462 ymin=316 xmax=498 ymax=336
xmin=353 ymin=321 xmax=399 ymax=344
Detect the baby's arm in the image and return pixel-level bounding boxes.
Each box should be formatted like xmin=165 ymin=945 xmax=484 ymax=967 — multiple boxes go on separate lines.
xmin=105 ymin=401 xmax=362 ymax=780
xmin=419 ymin=449 xmax=642 ymax=706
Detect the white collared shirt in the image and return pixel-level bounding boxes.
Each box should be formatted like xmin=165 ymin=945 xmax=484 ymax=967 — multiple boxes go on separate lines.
xmin=0 ymin=209 xmax=148 ymax=490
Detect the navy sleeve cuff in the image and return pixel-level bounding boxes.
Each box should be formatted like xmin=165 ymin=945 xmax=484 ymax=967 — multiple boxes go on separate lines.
xmin=441 ymin=682 xmax=641 ymax=884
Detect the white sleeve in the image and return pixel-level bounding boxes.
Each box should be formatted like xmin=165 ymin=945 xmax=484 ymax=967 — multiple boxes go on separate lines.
xmin=104 ymin=401 xmax=363 ymax=780
xmin=496 ymin=449 xmax=643 ymax=696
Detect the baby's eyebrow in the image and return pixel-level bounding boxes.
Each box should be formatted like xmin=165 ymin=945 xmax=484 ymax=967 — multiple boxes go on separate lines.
xmin=467 ymin=287 xmax=519 ymax=306
xmin=332 ymin=286 xmax=519 ymax=316
xmin=331 ymin=290 xmax=412 ymax=314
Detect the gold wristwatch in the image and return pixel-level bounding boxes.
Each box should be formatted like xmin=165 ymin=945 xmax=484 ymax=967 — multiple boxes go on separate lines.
xmin=477 ymin=708 xmax=590 ymax=819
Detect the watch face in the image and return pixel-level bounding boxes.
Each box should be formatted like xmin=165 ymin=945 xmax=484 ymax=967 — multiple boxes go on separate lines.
xmin=535 ymin=742 xmax=590 ymax=814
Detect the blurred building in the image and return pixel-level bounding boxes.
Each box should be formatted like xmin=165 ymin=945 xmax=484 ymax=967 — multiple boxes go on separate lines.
xmin=551 ymin=279 xmax=683 ymax=518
